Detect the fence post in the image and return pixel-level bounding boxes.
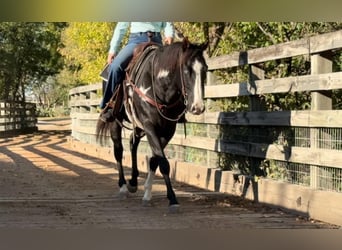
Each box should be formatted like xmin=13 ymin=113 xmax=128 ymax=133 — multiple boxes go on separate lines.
xmin=90 ymin=89 xmax=98 ymax=113
xmin=310 ymin=53 xmax=333 ymax=189
xmin=246 ymin=65 xmax=266 ymax=201
xmin=248 ymin=64 xmax=266 ymax=161
xmin=206 ymin=71 xmax=218 ymax=167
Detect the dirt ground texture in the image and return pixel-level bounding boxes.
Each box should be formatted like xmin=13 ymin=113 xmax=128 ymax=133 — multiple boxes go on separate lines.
xmin=0 ymin=118 xmax=339 ymax=229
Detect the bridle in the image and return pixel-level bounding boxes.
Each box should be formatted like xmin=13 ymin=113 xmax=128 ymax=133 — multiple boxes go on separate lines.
xmin=150 ymin=52 xmax=188 ymax=122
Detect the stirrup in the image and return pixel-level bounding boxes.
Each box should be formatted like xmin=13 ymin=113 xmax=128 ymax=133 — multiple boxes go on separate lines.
xmin=100 ymin=108 xmax=114 ymax=123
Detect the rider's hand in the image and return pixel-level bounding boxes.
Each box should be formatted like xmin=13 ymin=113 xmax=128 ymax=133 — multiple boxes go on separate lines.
xmin=107 ymin=52 xmax=115 ymax=65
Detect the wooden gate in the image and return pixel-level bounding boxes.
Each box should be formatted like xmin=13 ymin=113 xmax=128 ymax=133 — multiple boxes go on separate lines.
xmin=0 ymin=101 xmax=37 ymax=136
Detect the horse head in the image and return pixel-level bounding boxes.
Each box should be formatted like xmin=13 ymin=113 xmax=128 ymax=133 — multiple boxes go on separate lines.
xmin=181 ymin=40 xmax=208 ymax=115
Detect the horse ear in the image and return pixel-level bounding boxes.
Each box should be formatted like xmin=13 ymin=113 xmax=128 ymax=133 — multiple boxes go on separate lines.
xmin=182 ymin=37 xmax=190 ymax=50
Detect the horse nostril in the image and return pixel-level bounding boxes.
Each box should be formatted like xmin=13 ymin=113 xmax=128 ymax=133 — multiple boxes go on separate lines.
xmin=190 ymin=104 xmax=205 ymax=114
xmin=190 ymin=105 xmax=197 ymax=113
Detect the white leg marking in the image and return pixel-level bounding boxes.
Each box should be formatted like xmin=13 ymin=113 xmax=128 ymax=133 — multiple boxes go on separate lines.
xmin=142 ymin=171 xmax=155 ymax=201
xmin=119 ymin=184 xmax=129 ymax=199
xmin=120 ymin=184 xmax=128 ymax=194
xmin=157 ymin=69 xmax=169 ymax=79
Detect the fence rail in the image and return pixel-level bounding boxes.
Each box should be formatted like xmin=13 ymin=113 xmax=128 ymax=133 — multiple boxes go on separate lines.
xmin=0 ymin=101 xmax=37 ymax=136
xmin=69 ymin=30 xmax=342 ymax=226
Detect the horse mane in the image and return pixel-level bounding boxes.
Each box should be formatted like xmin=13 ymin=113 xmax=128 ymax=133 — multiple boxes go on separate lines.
xmin=155 ymin=41 xmax=205 ymax=72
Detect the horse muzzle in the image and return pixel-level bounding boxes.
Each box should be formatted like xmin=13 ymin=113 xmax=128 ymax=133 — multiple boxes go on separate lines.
xmin=189 ymin=103 xmax=205 ymax=115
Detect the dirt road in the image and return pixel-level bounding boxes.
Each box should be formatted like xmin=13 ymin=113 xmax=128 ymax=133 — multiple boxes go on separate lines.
xmin=0 ymin=118 xmax=338 ymax=229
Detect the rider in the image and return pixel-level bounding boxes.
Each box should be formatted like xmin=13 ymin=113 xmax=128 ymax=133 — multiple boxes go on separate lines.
xmin=100 ymin=22 xmax=175 ymax=122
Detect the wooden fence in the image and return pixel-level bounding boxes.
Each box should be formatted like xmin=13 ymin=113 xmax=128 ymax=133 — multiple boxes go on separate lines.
xmin=0 ymin=101 xmax=37 ymax=136
xmin=69 ymin=30 xmax=342 ymax=226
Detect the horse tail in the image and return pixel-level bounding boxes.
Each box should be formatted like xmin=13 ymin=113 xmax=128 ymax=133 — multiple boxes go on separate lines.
xmin=95 ymin=118 xmax=111 ymax=144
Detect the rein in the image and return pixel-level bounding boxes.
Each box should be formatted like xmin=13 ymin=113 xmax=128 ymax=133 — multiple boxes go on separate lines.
xmin=127 ymin=76 xmax=166 ymax=110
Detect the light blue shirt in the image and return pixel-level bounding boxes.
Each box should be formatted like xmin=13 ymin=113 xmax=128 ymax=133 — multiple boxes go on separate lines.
xmin=109 ymin=22 xmax=174 ymax=54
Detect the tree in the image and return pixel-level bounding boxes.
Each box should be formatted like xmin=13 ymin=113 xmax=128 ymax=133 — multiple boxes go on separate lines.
xmin=59 ymin=22 xmax=115 ymax=85
xmin=175 ymin=22 xmax=342 ymax=111
xmin=28 ymin=76 xmax=70 ymax=117
xmin=0 ymin=22 xmax=66 ymax=102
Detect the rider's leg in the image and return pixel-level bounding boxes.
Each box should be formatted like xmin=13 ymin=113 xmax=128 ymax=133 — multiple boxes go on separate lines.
xmin=100 ymin=43 xmax=137 ymax=109
xmin=99 ymin=43 xmax=137 ymax=122
xmin=100 ymin=32 xmax=163 ymax=122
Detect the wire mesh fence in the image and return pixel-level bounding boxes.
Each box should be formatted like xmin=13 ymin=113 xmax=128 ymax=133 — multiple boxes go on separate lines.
xmin=172 ymin=124 xmax=342 ymax=192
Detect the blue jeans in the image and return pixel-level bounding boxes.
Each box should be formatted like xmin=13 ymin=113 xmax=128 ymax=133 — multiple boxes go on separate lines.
xmin=100 ymin=32 xmax=162 ymax=109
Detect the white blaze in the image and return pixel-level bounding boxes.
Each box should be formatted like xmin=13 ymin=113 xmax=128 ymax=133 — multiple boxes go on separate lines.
xmin=192 ymin=59 xmax=204 ymax=112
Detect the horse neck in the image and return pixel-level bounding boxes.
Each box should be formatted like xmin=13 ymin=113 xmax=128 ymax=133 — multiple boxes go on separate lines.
xmin=152 ymin=63 xmax=184 ymax=105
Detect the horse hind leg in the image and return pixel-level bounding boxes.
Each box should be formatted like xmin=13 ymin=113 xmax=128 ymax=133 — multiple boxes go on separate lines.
xmin=114 ymin=146 xmax=128 ymax=199
xmin=110 ymin=121 xmax=128 ymax=199
xmin=127 ymin=132 xmax=141 ymax=193
xmin=117 ymin=158 xmax=129 ymax=200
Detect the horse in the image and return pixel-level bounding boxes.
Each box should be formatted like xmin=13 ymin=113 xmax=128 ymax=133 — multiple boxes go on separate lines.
xmin=96 ymin=39 xmax=208 ymax=212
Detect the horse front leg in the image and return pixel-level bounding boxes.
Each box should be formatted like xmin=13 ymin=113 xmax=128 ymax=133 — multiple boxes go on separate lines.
xmin=126 ymin=131 xmax=142 ymax=193
xmin=142 ymin=155 xmax=158 ymax=207
xmin=110 ymin=121 xmax=128 ymax=199
xmin=143 ymin=155 xmax=179 ymax=212
xmin=158 ymin=156 xmax=179 ymax=212
xmin=143 ymin=133 xmax=179 ymax=212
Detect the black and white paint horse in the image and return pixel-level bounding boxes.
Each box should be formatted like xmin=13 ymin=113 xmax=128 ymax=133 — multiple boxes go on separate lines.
xmin=96 ymin=39 xmax=208 ymax=212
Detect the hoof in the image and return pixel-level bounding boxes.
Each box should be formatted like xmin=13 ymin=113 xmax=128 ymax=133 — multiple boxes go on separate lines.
xmin=168 ymin=204 xmax=180 ymax=213
xmin=127 ymin=183 xmax=138 ymax=193
xmin=142 ymin=199 xmax=153 ymax=207
xmin=118 ymin=185 xmax=129 ymax=200
xmin=119 ymin=191 xmax=128 ymax=200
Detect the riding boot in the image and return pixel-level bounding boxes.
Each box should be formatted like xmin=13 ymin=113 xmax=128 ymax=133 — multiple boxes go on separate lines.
xmin=100 ymin=108 xmax=115 ymax=123
xmin=100 ymin=100 xmax=116 ymax=123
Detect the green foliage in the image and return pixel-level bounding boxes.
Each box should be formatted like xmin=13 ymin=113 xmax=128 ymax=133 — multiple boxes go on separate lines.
xmin=176 ymin=22 xmax=341 ymax=113
xmin=30 ymin=75 xmax=70 ymax=117
xmin=60 ymin=22 xmax=115 ymax=85
xmin=0 ymin=22 xmax=66 ymax=102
